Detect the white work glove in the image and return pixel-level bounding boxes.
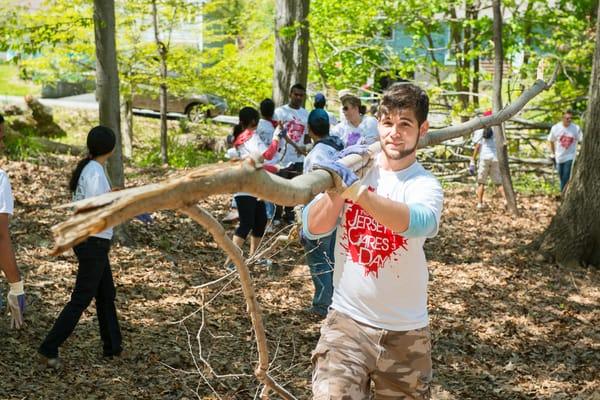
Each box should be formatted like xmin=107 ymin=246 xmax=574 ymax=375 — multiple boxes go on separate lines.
xmin=7 ymin=280 xmax=26 ymax=329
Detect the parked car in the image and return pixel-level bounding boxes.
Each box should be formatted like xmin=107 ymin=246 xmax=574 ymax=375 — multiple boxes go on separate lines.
xmin=132 ymin=89 xmax=228 ymax=122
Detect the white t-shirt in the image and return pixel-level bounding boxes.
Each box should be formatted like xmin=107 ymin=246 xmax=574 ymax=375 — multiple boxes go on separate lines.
xmin=303 ymin=137 xmax=344 ymax=174
xmin=472 ymin=128 xmax=498 ymax=161
xmin=326 ymin=110 xmax=338 ymax=126
xmin=273 ymin=105 xmax=308 ymax=166
xmin=73 ymin=160 xmax=113 ymax=240
xmin=331 ymin=115 xmax=379 ymax=147
xmin=256 ymin=119 xmax=276 ymax=146
xmin=235 ymin=132 xmax=269 ymax=197
xmin=330 ymin=159 xmax=443 ymax=331
xmin=0 ymin=169 xmax=14 ymax=215
xmin=547 ymin=122 xmax=582 ymax=163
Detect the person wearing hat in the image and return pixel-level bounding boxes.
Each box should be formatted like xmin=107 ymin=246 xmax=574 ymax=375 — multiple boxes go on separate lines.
xmin=469 ymin=110 xmax=506 ymax=209
xmin=313 ymin=92 xmax=337 ymax=126
xmin=39 ymin=126 xmax=122 ymax=369
xmin=332 ymin=93 xmax=379 ymax=147
xmin=301 ymin=109 xmax=344 ymax=319
xmin=0 ymin=114 xmax=26 ymax=330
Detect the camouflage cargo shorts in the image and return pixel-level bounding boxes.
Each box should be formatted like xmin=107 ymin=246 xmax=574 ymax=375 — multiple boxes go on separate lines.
xmin=311 ymin=309 xmax=432 ymax=399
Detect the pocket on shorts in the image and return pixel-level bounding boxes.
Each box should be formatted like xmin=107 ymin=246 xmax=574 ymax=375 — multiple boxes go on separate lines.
xmin=311 ymin=343 xmax=330 ymax=368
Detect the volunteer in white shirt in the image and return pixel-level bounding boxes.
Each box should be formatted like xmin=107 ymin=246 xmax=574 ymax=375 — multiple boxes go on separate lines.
xmin=332 ymin=93 xmax=379 ymax=147
xmin=547 ymin=110 xmax=582 ymax=192
xmin=273 ymin=83 xmax=309 ymax=224
xmin=469 ymin=110 xmax=507 ymax=209
xmin=0 ymin=114 xmax=26 ymax=330
xmin=304 ymin=83 xmax=443 ymax=399
xmin=39 ymin=126 xmax=122 ymax=369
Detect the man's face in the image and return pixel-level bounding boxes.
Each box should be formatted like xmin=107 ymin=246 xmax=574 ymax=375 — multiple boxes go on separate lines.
xmin=289 ymin=88 xmax=306 ymax=109
xmin=562 ymin=113 xmax=573 ymax=127
xmin=378 ymin=108 xmax=428 ymax=161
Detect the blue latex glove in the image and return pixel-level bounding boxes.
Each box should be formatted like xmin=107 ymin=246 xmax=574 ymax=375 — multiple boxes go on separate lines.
xmin=7 ymin=280 xmax=26 ymax=329
xmin=314 ymin=161 xmax=359 ymax=191
xmin=338 ymin=144 xmax=371 ymax=159
xmin=135 ymin=213 xmax=153 ymax=224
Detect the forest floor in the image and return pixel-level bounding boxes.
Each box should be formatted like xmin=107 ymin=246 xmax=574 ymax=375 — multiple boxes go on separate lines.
xmin=0 ymin=152 xmax=598 ymax=400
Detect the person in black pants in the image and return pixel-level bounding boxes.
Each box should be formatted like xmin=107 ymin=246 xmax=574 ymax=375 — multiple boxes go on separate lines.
xmin=39 ymin=126 xmax=121 ymax=369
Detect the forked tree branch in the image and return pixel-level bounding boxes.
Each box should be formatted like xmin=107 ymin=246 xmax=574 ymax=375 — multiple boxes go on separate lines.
xmin=180 ymin=205 xmax=296 ymax=400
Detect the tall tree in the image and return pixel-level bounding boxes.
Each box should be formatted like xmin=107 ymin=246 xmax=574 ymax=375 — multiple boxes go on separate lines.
xmin=536 ymin=1 xmax=600 ymax=267
xmin=273 ymin=0 xmax=310 ymax=106
xmin=93 ymin=0 xmax=124 ymax=188
xmin=492 ymin=0 xmax=518 ymax=215
xmin=152 ymin=0 xmax=169 ymax=165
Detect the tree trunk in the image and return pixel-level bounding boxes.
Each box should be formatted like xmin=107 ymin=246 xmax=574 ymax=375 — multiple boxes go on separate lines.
xmin=152 ymin=0 xmax=169 ymax=165
xmin=272 ymin=0 xmax=310 ymax=107
xmin=448 ymin=6 xmax=469 ymax=112
xmin=122 ymin=98 xmax=133 ymax=159
xmin=93 ymin=0 xmax=124 ymax=188
xmin=492 ymin=0 xmax=518 ymax=215
xmin=469 ymin=2 xmax=480 ymax=109
xmin=536 ymin=2 xmax=600 ymax=268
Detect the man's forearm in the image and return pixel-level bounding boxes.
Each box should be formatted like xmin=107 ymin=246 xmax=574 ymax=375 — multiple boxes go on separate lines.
xmin=0 ymin=236 xmax=20 ymax=283
xmin=307 ymin=193 xmax=345 ymax=236
xmin=355 ymin=190 xmax=410 ymax=233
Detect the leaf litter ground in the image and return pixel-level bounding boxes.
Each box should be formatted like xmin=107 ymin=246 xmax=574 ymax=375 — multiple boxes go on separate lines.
xmin=0 ymin=154 xmax=598 ymax=400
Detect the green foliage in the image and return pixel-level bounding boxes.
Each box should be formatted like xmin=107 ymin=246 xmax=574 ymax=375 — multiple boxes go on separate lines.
xmin=512 ymin=171 xmax=561 ymax=196
xmin=134 ymin=137 xmax=223 ymax=169
xmin=0 ymin=63 xmax=41 ymax=96
xmin=4 ymin=130 xmax=42 ymax=160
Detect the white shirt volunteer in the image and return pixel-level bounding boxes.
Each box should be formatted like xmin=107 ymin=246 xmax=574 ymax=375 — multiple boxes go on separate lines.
xmin=331 ymin=115 xmax=379 ymax=147
xmin=235 ymin=132 xmax=269 ymax=197
xmin=73 ymin=160 xmax=113 ymax=240
xmin=321 ymin=159 xmax=443 ymax=331
xmin=0 ymin=169 xmax=14 ymax=215
xmin=273 ymin=104 xmax=308 ymax=166
xmin=472 ymin=129 xmax=498 ymax=161
xmin=547 ymin=122 xmax=582 ymax=163
xmin=256 ymin=118 xmax=276 ymax=146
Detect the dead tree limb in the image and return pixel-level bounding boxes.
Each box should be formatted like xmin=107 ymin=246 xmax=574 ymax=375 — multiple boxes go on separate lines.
xmin=421 ymin=64 xmax=559 ymax=148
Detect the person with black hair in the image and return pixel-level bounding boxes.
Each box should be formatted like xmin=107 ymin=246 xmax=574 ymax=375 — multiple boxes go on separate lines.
xmin=229 ymin=107 xmax=285 ymax=261
xmin=256 ymin=98 xmax=277 ymax=145
xmin=273 ymin=83 xmax=309 ymax=225
xmin=0 ymin=114 xmax=26 ymax=330
xmin=39 ymin=126 xmax=121 ymax=369
xmin=301 ymin=109 xmax=344 ymax=319
xmin=313 ymin=92 xmax=337 ymax=126
xmin=469 ymin=110 xmax=506 ymax=209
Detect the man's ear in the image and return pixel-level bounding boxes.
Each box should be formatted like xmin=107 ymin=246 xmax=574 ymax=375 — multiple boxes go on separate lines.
xmin=419 ymin=120 xmax=429 ymax=138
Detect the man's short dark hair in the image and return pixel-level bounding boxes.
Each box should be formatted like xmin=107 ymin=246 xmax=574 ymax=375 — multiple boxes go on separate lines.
xmin=0 ymin=114 xmax=4 ymax=124
xmin=377 ymin=83 xmax=429 ymax=126
xmin=564 ymin=110 xmax=574 ymax=115
xmin=290 ymin=83 xmax=306 ymax=93
xmin=260 ymin=98 xmax=275 ymax=119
